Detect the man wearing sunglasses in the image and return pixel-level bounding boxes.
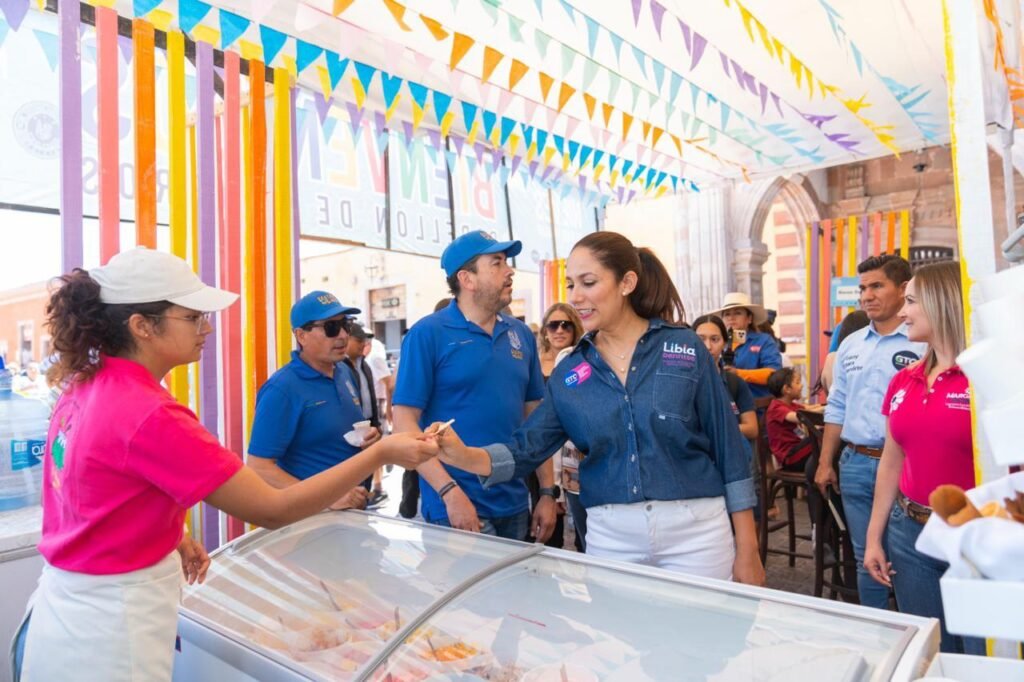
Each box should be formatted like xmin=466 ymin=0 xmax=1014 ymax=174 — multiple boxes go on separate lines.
xmin=248 ymin=291 xmax=381 ymax=510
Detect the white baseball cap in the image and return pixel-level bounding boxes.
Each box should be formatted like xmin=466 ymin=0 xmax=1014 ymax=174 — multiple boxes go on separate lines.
xmin=90 ymin=247 xmax=239 ymax=312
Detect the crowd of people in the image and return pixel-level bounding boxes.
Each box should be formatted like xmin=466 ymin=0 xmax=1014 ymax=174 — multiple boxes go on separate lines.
xmin=11 ymin=230 xmax=983 ymax=679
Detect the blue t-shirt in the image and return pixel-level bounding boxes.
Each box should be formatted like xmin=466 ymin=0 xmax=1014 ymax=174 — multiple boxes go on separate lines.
xmin=248 ymin=351 xmax=365 ymax=480
xmin=393 ymin=301 xmax=545 ymax=522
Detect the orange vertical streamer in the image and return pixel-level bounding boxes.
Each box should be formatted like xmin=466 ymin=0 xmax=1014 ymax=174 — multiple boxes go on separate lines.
xmin=250 ymin=61 xmax=269 ymax=392
xmin=133 ymin=19 xmax=157 ymax=247
xmin=872 ymin=212 xmax=882 ymax=256
xmin=96 ymin=7 xmax=119 ymax=263
xmin=886 ymin=211 xmax=896 ymax=254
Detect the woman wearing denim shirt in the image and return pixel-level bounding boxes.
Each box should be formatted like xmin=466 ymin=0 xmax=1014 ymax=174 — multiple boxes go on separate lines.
xmin=433 ymin=232 xmax=764 ymax=584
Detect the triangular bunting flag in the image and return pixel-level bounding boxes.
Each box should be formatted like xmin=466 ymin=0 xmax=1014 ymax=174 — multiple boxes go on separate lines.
xmin=333 ymin=0 xmax=355 ymax=15
xmin=461 ymin=101 xmax=478 ymax=129
xmin=433 ymin=90 xmax=453 ymax=124
xmin=482 ymin=111 xmax=498 ymax=142
xmin=630 ymin=0 xmax=642 ymax=26
xmin=670 ymin=133 xmax=682 ymax=155
xmin=346 ymin=101 xmax=365 ymax=139
xmin=351 ymin=76 xmax=367 ymax=109
xmin=607 ymin=73 xmax=621 ymax=101
xmin=382 ymin=0 xmax=413 ymax=30
xmin=602 ymin=102 xmax=614 ymax=127
xmin=567 ymin=139 xmax=580 ymax=162
xmin=499 ymin=117 xmax=516 ymax=146
xmin=179 ymin=0 xmax=213 ymax=34
xmin=535 ymin=129 xmax=549 ymax=153
xmin=498 ymin=166 xmax=511 ymax=186
xmin=451 ymin=133 xmax=466 ymax=156
xmin=445 ymin=149 xmax=458 ymax=172
xmin=584 ymin=16 xmax=600 ymax=56
xmin=650 ymin=0 xmax=667 ymax=37
xmin=578 ymin=145 xmax=593 ymax=167
xmin=583 ymin=93 xmax=597 ymax=120
xmin=450 ymin=32 xmax=474 ymax=70
xmin=641 ymin=120 xmax=651 ymax=142
xmin=651 ymin=127 xmax=664 ymax=148
xmin=296 ymin=40 xmax=323 ymax=75
xmin=538 ymin=72 xmax=555 ymax=102
xmin=316 ymin=66 xmax=333 ymax=100
xmin=560 ymin=44 xmax=576 ymax=77
xmin=421 ymin=15 xmax=449 ymax=41
xmin=354 ymin=62 xmax=378 ymax=96
xmin=132 ymin=0 xmax=162 ymax=19
xmin=381 ymin=73 xmax=404 ymax=114
xmin=219 ymin=10 xmax=250 ymax=49
xmin=608 ymin=31 xmax=624 ymax=62
xmin=325 ymin=51 xmax=349 ymax=90
xmin=407 ymin=81 xmax=429 ymax=109
xmin=534 ymin=30 xmax=551 ymax=58
xmin=440 ymin=111 xmax=455 ymax=137
xmin=32 ymin=29 xmax=58 ymax=71
xmin=507 ymin=14 xmax=525 ymax=42
xmin=508 ymin=59 xmax=529 ymax=91
xmin=259 ymin=25 xmax=287 ymax=66
xmin=631 ymin=45 xmax=646 ymax=75
xmin=557 ymin=82 xmax=576 ymax=112
xmin=622 ymin=112 xmax=634 ymax=138
xmin=582 ymin=59 xmax=599 ymax=91
xmin=482 ymin=46 xmax=504 ymax=83
xmin=651 ymin=60 xmax=665 ymax=90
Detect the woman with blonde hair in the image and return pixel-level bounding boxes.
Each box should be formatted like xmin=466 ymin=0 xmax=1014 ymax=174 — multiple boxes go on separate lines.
xmin=538 ymin=302 xmax=584 ymax=376
xmin=863 ymin=261 xmax=982 ymax=654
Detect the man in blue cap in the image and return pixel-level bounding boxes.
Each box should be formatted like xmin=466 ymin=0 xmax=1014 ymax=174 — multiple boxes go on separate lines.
xmin=248 ymin=290 xmax=380 ymax=510
xmin=393 ymin=231 xmax=557 ymax=541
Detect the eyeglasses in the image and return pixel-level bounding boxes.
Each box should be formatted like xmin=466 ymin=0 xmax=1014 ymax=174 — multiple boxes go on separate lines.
xmin=303 ymin=318 xmax=351 ymax=338
xmin=545 ymin=320 xmax=574 ymax=333
xmin=159 ymin=312 xmax=211 ymax=333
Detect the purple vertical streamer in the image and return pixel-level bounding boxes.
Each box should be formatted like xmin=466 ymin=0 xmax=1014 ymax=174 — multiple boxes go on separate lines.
xmin=59 ymin=0 xmax=83 ymax=271
xmin=290 ymin=87 xmax=301 ymax=298
xmin=196 ymin=41 xmax=219 ymax=551
xmin=809 ymin=222 xmax=820 ymax=388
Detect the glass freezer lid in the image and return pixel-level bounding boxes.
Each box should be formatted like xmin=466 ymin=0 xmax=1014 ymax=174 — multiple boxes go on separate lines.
xmin=179 ymin=511 xmax=527 ymax=680
xmin=369 ymin=552 xmax=918 ymax=682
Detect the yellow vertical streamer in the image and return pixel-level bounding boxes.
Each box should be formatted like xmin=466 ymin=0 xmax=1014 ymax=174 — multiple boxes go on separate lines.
xmin=899 ymin=209 xmax=910 ymax=259
xmin=273 ymin=69 xmax=293 ymax=370
xmin=167 ymin=30 xmax=189 ymax=408
xmin=242 ymin=105 xmax=255 ymax=444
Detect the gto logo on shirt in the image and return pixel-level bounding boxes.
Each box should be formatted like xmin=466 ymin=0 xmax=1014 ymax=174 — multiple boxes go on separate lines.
xmin=662 ymin=342 xmax=697 ymax=368
xmin=565 ymin=362 xmax=592 ymax=387
xmin=892 ymin=350 xmax=920 ymax=370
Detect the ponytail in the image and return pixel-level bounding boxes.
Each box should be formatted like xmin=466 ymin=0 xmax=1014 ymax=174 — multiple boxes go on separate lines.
xmin=573 ymin=232 xmax=686 ymax=325
xmin=46 ymin=270 xmax=172 ymax=385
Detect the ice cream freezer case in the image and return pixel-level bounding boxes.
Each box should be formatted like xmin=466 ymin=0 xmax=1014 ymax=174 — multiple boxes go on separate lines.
xmin=173 ymin=511 xmax=939 ymax=682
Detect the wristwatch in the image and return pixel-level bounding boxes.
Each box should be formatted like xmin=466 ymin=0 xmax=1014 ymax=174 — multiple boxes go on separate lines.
xmin=538 ymin=485 xmax=561 ymax=499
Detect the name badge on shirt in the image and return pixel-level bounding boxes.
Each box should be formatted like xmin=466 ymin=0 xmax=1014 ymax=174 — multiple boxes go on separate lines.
xmin=662 ymin=342 xmax=697 ymax=368
xmin=565 ymin=362 xmax=592 ymax=387
xmin=945 ymin=390 xmax=971 ymax=411
xmin=892 ymin=350 xmax=920 ymax=370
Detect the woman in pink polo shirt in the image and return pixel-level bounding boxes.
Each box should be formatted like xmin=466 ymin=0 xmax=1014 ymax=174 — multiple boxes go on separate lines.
xmin=862 ymin=261 xmax=982 ymax=655
xmin=18 ymin=248 xmax=437 ymax=681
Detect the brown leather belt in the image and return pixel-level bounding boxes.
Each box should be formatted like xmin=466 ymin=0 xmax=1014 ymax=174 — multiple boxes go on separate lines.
xmin=850 ymin=444 xmax=883 ymax=459
xmin=897 ymin=493 xmax=933 ymax=524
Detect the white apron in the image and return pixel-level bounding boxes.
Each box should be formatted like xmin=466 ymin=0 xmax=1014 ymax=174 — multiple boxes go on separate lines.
xmin=19 ymin=551 xmax=182 ymax=682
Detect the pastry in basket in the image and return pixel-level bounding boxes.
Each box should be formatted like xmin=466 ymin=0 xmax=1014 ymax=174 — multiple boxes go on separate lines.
xmin=929 ymin=485 xmax=981 ymax=526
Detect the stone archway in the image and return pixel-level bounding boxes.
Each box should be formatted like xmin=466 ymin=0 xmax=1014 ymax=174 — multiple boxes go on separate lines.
xmin=727 ymin=173 xmax=825 ymax=303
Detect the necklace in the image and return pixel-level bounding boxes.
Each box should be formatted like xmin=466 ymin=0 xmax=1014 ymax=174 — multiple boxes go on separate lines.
xmin=598 ymin=336 xmax=634 ymax=374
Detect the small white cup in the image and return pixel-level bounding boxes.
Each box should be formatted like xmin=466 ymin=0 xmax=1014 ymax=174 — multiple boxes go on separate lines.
xmin=980 ymin=393 xmax=1024 ymax=466
xmin=977 ymin=264 xmax=1024 ymax=303
xmin=976 ymin=292 xmax=1024 ymax=340
xmin=957 ymin=339 xmax=1024 ymax=401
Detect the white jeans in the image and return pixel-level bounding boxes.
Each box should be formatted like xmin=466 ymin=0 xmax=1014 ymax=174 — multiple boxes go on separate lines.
xmin=585 ymin=497 xmax=735 ymax=580
xmin=21 ymin=552 xmax=182 ymax=681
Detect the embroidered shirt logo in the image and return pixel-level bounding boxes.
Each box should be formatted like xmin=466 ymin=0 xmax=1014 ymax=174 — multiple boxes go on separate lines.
xmin=508 ymin=329 xmax=524 ymax=359
xmin=945 ymin=390 xmax=971 ymax=411
xmin=892 ymin=350 xmax=920 ymax=370
xmin=565 ymin=362 xmax=592 ymax=387
xmin=889 ymin=388 xmax=907 ymax=413
xmin=662 ymin=342 xmax=697 ymax=367
xmin=750 ymin=345 xmax=762 ymax=353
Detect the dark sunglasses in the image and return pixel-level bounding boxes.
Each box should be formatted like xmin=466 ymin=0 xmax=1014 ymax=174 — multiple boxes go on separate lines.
xmin=545 ymin=320 xmax=574 ymax=333
xmin=303 ymin=318 xmax=351 ymax=338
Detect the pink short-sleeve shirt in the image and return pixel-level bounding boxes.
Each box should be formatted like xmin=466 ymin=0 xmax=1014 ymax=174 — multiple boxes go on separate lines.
xmin=882 ymin=363 xmax=975 ymax=506
xmin=38 ymin=356 xmax=243 ymax=574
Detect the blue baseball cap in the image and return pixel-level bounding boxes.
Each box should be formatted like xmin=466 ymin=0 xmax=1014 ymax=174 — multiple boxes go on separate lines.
xmin=290 ymin=290 xmax=361 ymax=328
xmin=440 ymin=230 xmax=522 ymax=278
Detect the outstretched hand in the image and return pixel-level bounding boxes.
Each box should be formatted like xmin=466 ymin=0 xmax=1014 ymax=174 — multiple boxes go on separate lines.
xmin=380 ymin=431 xmax=439 ymax=469
xmin=424 ymin=421 xmax=468 ymax=468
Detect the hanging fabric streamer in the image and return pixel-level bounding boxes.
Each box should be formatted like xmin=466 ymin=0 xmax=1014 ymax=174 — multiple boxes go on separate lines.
xmin=222 ymin=51 xmax=244 ymax=541
xmin=290 ymin=87 xmax=302 ymax=299
xmin=820 ymin=218 xmax=832 ymax=363
xmin=168 ymin=28 xmax=189 ymax=406
xmin=886 ymin=211 xmax=896 ymax=254
xmin=96 ymin=6 xmax=119 ymax=264
xmin=872 ymin=212 xmax=882 ymax=257
xmin=274 ymin=68 xmax=294 ymax=370
xmin=242 ymin=103 xmax=255 ymax=445
xmin=196 ymin=39 xmax=221 ymax=551
xmin=59 ymin=0 xmax=83 ymax=270
xmin=899 ymin=209 xmax=910 ymax=259
xmin=808 ymin=222 xmax=819 ymax=382
xmin=133 ymin=19 xmax=157 ymax=247
xmin=250 ymin=59 xmax=270 ymax=399
xmin=847 ymin=215 xmax=858 ymax=284
xmin=834 ymin=217 xmax=844 ymax=324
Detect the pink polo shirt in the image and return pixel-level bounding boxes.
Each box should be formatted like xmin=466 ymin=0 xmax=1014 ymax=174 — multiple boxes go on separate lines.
xmin=38 ymin=356 xmax=243 ymax=574
xmin=882 ymin=363 xmax=976 ymax=506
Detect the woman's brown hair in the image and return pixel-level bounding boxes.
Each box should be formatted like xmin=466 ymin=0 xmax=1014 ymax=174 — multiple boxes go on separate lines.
xmin=571 ymin=232 xmax=686 ymax=324
xmin=46 ymin=269 xmax=171 ymax=386
xmin=539 ymin=302 xmax=584 ymax=354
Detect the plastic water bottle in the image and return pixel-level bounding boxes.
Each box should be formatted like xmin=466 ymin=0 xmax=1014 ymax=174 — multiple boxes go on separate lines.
xmin=0 ymin=358 xmax=51 ymax=511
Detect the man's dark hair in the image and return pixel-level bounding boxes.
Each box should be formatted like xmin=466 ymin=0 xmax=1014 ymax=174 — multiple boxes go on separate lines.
xmin=767 ymin=367 xmax=797 ymax=398
xmin=446 ymin=255 xmax=481 ymax=297
xmin=857 ymin=254 xmax=912 ymax=286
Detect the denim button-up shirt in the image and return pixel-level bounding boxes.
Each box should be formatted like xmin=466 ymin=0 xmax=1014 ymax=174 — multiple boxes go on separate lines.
xmin=482 ymin=320 xmax=756 ymax=514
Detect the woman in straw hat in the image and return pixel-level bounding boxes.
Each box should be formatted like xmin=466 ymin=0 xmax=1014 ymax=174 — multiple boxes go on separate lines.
xmin=15 ymin=248 xmax=437 ymax=681
xmin=713 ymin=292 xmax=783 ymax=400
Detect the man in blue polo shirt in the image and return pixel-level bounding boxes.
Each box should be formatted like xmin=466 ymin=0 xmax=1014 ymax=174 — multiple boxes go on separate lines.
xmin=814 ymin=254 xmax=925 ymax=609
xmin=248 ymin=290 xmax=381 ymax=510
xmin=393 ymin=230 xmax=557 ymax=542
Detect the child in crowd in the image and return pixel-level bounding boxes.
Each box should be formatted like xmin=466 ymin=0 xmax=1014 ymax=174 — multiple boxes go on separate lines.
xmin=765 ymin=368 xmax=823 ymax=471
